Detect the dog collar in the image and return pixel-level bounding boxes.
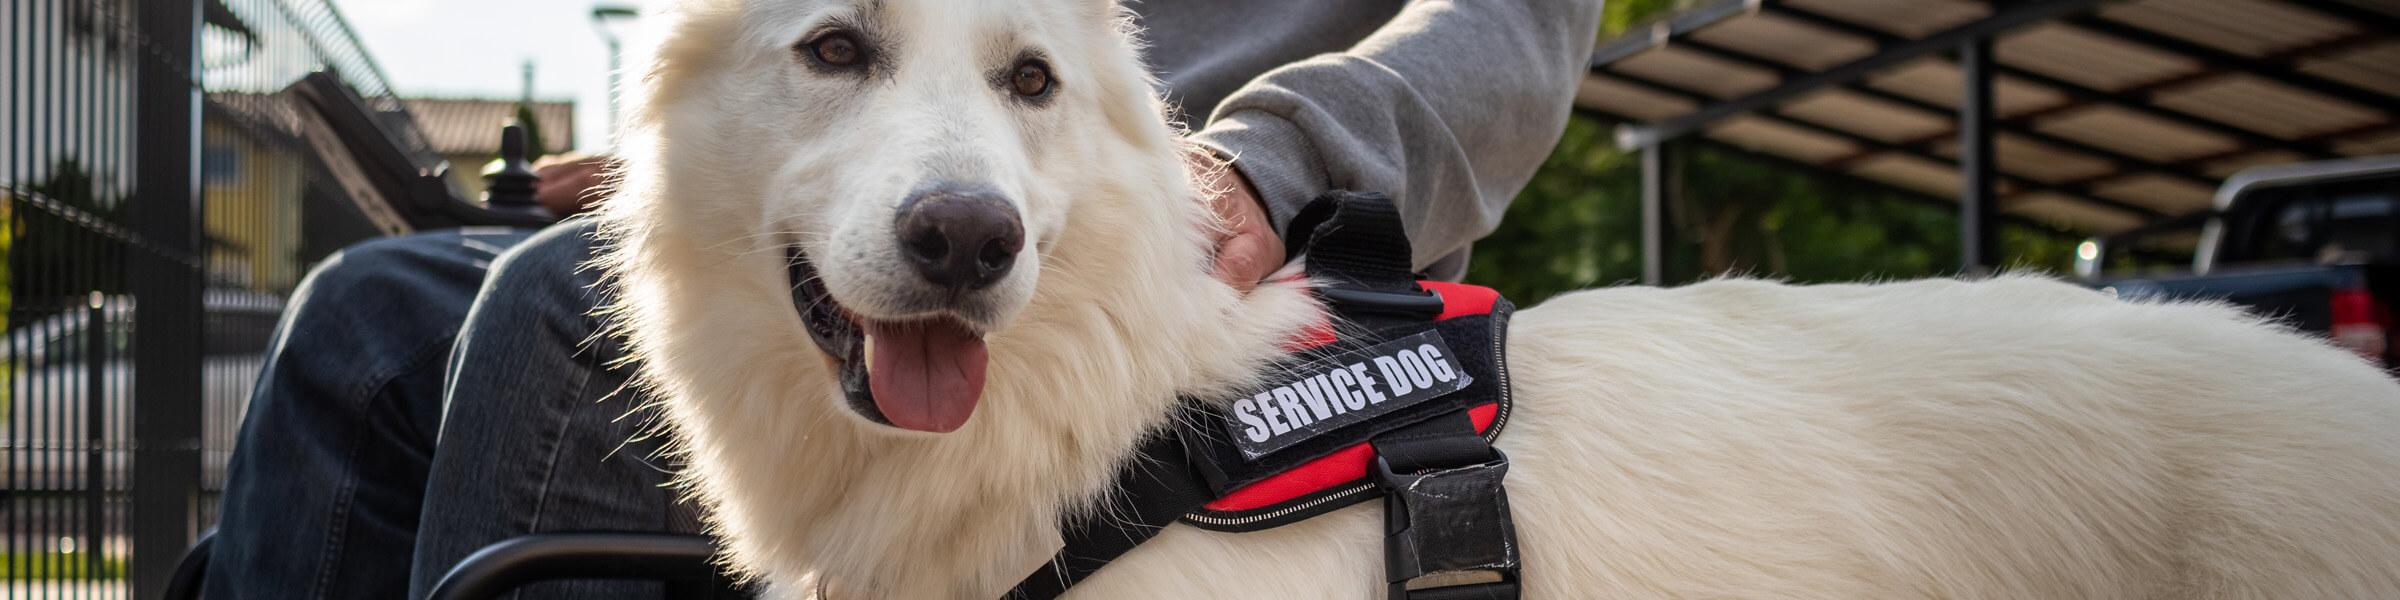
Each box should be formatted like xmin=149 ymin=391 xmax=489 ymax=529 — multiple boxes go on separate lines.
xmin=1006 ymin=192 xmax=1522 ymax=600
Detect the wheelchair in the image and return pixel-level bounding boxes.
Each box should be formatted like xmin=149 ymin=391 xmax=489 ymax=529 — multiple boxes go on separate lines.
xmin=166 ymin=73 xmax=750 ymax=599
xmin=168 ymin=529 xmax=742 ymax=600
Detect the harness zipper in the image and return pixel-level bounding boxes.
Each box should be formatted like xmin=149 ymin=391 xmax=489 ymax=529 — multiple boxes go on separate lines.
xmin=1486 ymin=307 xmax=1514 ymax=437
xmin=1182 ymin=483 xmax=1377 ymax=526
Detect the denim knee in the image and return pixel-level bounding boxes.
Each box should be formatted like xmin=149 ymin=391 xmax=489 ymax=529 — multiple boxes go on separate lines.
xmin=266 ymin=231 xmax=528 ymax=408
xmin=294 ymin=232 xmax=528 ymax=336
xmin=470 ymin=220 xmax=607 ymax=330
xmin=208 ymin=228 xmax=533 ymax=600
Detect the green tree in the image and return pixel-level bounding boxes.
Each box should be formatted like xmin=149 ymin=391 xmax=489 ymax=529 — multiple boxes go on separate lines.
xmin=1603 ymin=0 xmax=1691 ymax=36
xmin=11 ymin=159 xmax=129 ymax=305
xmin=514 ymin=103 xmax=549 ymax=163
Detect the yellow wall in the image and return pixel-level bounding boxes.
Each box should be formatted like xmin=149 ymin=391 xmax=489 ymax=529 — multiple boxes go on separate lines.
xmin=441 ymin=152 xmax=497 ymax=201
xmin=201 ymin=121 xmax=304 ymax=292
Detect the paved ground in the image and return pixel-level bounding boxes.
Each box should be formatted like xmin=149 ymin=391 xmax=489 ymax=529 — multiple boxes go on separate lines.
xmin=4 ymin=580 xmax=126 ymax=598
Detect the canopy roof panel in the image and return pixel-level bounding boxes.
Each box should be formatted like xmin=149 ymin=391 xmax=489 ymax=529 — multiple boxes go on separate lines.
xmin=1582 ymin=0 xmax=2400 ymax=235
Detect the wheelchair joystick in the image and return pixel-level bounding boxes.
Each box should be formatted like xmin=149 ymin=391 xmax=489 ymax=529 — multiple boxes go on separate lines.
xmin=482 ymin=124 xmax=554 ymax=222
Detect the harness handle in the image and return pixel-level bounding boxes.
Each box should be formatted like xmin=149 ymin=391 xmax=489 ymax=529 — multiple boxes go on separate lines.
xmin=1286 ymin=191 xmax=1422 ymax=294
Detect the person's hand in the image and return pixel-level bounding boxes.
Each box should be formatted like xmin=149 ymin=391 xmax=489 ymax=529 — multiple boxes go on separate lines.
xmin=1186 ymin=147 xmax=1286 ymax=294
xmin=532 ymin=154 xmax=619 ymax=217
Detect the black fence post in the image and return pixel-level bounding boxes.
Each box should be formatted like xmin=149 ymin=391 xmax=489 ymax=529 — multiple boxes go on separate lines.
xmin=1958 ymin=36 xmax=1998 ymax=275
xmin=85 ymin=295 xmax=110 ymax=582
xmin=130 ymin=0 xmax=206 ymax=595
xmin=1641 ymin=141 xmax=1679 ymax=286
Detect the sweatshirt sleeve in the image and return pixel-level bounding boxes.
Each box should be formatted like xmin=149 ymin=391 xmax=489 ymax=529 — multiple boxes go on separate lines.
xmin=1190 ymin=0 xmax=1605 ymax=272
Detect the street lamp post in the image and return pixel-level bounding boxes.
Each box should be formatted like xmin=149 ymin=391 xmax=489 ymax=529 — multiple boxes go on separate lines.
xmin=591 ymin=5 xmax=640 ymax=148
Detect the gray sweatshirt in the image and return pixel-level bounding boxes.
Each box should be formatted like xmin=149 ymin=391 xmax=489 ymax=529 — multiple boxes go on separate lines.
xmin=1135 ymin=0 xmax=1605 ymax=279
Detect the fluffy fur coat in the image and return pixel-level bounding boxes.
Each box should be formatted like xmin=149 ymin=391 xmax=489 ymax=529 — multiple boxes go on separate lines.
xmin=596 ymin=1 xmax=2400 ymax=597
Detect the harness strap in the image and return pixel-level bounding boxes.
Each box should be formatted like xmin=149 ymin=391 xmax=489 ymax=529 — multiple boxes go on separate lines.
xmin=1007 ymin=410 xmax=1525 ymax=600
xmin=1287 ymin=192 xmax=1420 ymax=296
xmin=1003 ymin=421 xmax=1212 ymax=600
xmin=1006 ymin=191 xmax=1517 ymax=599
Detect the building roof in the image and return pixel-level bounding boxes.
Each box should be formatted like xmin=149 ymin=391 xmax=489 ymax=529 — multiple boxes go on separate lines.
xmin=1581 ymin=0 xmax=2399 ymax=235
xmin=402 ymin=97 xmax=576 ymax=156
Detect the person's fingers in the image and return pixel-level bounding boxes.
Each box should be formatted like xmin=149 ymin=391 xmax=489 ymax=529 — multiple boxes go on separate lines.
xmin=531 ymin=170 xmax=587 ymax=216
xmin=1208 ymin=190 xmax=1285 ymax=292
xmin=533 ymin=157 xmax=616 ymax=216
xmin=1205 ymin=186 xmax=1246 ymax=241
xmin=1183 ymin=144 xmax=1284 ymax=292
xmin=1212 ymin=228 xmax=1278 ymax=294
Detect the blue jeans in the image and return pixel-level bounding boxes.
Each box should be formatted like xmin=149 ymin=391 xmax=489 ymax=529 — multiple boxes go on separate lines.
xmin=206 ymin=221 xmax=708 ymax=599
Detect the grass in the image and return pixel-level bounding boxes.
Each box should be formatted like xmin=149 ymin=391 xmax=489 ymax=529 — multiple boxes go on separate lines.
xmin=0 ymin=551 xmax=126 ymax=580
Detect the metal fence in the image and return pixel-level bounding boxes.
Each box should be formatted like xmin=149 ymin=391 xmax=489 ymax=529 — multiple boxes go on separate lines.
xmin=4 ymin=0 xmax=414 ymax=596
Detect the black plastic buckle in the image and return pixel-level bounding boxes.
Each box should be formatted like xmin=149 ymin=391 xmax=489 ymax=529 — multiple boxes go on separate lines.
xmin=1372 ymin=450 xmax=1521 ymax=600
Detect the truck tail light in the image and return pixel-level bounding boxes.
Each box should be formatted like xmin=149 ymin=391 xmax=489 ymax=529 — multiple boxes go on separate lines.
xmin=2329 ymin=288 xmax=2388 ymax=363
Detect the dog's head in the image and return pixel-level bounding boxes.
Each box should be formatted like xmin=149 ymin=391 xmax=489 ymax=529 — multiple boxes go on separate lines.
xmin=605 ymin=1 xmax=1324 ymax=591
xmin=615 ymin=0 xmax=1204 ymax=433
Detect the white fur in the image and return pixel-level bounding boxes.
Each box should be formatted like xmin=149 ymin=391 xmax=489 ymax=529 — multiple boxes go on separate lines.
xmin=598 ymin=1 xmax=2400 ymax=598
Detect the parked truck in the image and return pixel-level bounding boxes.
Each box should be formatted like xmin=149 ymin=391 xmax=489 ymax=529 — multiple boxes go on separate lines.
xmin=2076 ymin=155 xmax=2398 ymax=370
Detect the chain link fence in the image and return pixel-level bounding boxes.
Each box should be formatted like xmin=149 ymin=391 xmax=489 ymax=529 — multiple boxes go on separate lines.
xmin=4 ymin=0 xmax=419 ymax=595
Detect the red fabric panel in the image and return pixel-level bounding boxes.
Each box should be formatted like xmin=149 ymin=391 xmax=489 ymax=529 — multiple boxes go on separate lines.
xmin=1204 ymin=282 xmax=1504 ymax=512
xmin=1419 ymin=281 xmax=1498 ymax=321
xmin=1282 ymin=319 xmax=1338 ymax=352
xmin=1203 ymin=403 xmax=1500 ymax=511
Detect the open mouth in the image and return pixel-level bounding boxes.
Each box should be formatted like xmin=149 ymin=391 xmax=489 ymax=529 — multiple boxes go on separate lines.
xmin=789 ymin=248 xmax=989 ymax=433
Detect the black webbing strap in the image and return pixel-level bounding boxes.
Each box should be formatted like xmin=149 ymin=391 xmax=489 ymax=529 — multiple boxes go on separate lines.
xmin=1004 ymin=423 xmax=1212 ymax=600
xmin=1005 ymin=191 xmax=1461 ymax=599
xmin=1287 ymin=191 xmax=1419 ymax=295
xmin=1301 ymin=193 xmax=1521 ymax=599
xmin=1298 ymin=192 xmax=1444 ymax=333
xmin=1371 ymin=411 xmax=1521 ymax=600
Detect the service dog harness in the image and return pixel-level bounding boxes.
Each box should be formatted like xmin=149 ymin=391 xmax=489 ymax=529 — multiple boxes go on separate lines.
xmin=1007 ymin=192 xmax=1522 ymax=600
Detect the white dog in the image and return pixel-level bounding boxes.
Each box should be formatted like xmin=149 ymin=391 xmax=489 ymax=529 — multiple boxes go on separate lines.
xmin=594 ymin=0 xmax=2400 ymax=597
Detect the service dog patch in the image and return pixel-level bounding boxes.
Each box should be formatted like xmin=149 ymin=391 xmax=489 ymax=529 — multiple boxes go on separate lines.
xmin=1225 ymin=331 xmax=1472 ymax=460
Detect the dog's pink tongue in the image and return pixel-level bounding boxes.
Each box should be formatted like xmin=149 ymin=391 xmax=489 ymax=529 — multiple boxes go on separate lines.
xmin=866 ymin=320 xmax=988 ymax=433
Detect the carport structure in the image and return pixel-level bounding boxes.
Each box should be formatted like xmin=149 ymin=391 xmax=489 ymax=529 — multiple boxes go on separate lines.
xmin=1579 ymin=0 xmax=2400 ymax=283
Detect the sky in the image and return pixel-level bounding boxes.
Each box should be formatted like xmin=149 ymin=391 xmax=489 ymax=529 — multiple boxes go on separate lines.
xmin=328 ymin=0 xmax=659 ymax=153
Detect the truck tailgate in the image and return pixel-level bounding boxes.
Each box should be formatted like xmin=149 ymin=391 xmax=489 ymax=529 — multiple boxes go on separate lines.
xmin=2101 ymin=264 xmax=2368 ymax=333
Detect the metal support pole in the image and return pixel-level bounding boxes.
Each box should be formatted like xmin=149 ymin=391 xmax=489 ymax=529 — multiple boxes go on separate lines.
xmin=1959 ymin=37 xmax=1998 ymax=274
xmin=85 ymin=296 xmax=109 ymax=582
xmin=592 ymin=6 xmax=638 ymax=149
xmin=1641 ymin=142 xmax=1677 ymax=285
xmin=131 ymin=0 xmax=206 ymax=595
xmin=604 ymin=37 xmax=622 ymax=146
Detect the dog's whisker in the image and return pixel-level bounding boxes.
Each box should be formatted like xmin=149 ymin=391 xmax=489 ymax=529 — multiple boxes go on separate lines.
xmin=699 ymin=232 xmax=783 ymax=254
xmin=702 ymin=229 xmax=839 ymax=258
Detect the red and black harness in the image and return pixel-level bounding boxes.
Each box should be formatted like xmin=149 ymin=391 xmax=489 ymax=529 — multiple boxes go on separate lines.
xmin=1007 ymin=192 xmax=1521 ymax=600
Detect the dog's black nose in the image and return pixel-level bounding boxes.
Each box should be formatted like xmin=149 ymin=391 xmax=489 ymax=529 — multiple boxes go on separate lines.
xmin=895 ymin=186 xmax=1023 ymax=291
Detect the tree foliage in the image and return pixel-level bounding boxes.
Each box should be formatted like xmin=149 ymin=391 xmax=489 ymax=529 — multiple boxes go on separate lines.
xmin=10 ymin=159 xmax=128 ymax=307
xmin=515 ymin=103 xmax=549 ymax=163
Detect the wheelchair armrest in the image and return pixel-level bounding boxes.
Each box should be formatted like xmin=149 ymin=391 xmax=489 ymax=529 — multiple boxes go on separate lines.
xmin=427 ymin=532 xmax=731 ymax=600
xmin=164 ymin=529 xmax=217 ymax=600
xmin=286 ymin=71 xmax=562 ymax=233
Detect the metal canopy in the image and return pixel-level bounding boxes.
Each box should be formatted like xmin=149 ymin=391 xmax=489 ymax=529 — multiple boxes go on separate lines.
xmin=1582 ymin=0 xmax=2400 ymax=255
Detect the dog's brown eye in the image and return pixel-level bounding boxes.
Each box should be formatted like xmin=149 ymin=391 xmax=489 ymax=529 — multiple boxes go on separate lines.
xmin=808 ymin=33 xmax=862 ymax=67
xmin=1011 ymin=61 xmax=1052 ymax=98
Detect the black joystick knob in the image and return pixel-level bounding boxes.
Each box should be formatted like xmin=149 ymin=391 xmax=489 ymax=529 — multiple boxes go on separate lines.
xmin=482 ymin=124 xmax=554 ymax=222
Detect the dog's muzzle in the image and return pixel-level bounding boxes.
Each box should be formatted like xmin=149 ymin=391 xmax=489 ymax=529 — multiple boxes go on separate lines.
xmin=788 ymin=247 xmax=887 ymax=426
